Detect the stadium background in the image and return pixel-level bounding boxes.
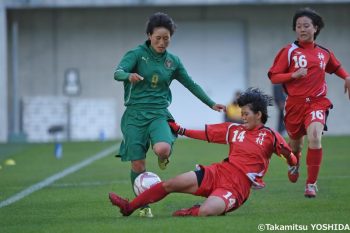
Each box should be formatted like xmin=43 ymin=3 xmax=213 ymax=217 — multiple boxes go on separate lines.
xmin=1 ymin=0 xmax=350 ymax=143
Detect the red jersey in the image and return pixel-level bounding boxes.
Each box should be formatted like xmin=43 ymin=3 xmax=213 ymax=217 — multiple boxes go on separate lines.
xmin=268 ymin=41 xmax=341 ymax=98
xmin=205 ymin=122 xmax=291 ymax=189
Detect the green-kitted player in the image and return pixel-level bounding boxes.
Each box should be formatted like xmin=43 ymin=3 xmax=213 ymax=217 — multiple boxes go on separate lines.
xmin=114 ymin=12 xmax=225 ymax=217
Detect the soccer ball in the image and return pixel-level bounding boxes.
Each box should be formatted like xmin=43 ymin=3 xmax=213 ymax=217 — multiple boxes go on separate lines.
xmin=133 ymin=171 xmax=161 ymax=196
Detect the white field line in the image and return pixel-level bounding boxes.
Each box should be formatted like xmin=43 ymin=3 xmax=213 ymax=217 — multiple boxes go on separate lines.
xmin=0 ymin=144 xmax=119 ymax=208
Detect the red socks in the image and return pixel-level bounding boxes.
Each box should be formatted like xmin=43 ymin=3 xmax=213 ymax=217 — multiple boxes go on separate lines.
xmin=190 ymin=206 xmax=200 ymax=216
xmin=129 ymin=182 xmax=169 ymax=211
xmin=306 ymin=148 xmax=322 ymax=184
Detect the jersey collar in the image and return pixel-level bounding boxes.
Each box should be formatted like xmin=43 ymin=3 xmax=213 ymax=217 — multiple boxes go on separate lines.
xmin=295 ymin=40 xmax=315 ymax=49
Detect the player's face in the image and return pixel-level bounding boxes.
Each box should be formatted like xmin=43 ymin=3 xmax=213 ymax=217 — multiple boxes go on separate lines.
xmin=241 ymin=105 xmax=262 ymax=130
xmin=148 ymin=27 xmax=171 ymax=53
xmin=295 ymin=16 xmax=317 ymax=43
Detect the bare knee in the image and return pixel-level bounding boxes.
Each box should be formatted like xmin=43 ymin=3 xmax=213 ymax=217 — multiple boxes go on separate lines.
xmin=153 ymin=142 xmax=171 ymax=159
xmin=198 ymin=196 xmax=226 ymax=216
xmin=131 ymin=160 xmax=145 ymax=173
xmin=307 ymin=122 xmax=323 ymax=149
xmin=307 ymin=127 xmax=322 ymax=149
xmin=307 ymin=134 xmax=322 ymax=149
xmin=162 ymin=180 xmax=175 ymax=192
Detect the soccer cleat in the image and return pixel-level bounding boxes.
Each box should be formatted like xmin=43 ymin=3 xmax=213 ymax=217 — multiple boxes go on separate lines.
xmin=288 ymin=152 xmax=301 ymax=183
xmin=139 ymin=207 xmax=154 ymax=218
xmin=172 ymin=204 xmax=200 ymax=217
xmin=108 ymin=192 xmax=133 ymax=216
xmin=158 ymin=157 xmax=170 ymax=170
xmin=304 ymin=183 xmax=318 ymax=198
xmin=288 ymin=165 xmax=300 ymax=183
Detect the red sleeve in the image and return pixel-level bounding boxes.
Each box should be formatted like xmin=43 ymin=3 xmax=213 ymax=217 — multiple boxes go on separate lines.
xmin=205 ymin=122 xmax=232 ymax=144
xmin=274 ymin=131 xmax=292 ymax=156
xmin=335 ymin=67 xmax=350 ymax=80
xmin=325 ymin=50 xmax=342 ymax=74
xmin=184 ymin=129 xmax=207 ymax=141
xmin=268 ymin=47 xmax=290 ymax=80
xmin=273 ymin=130 xmax=297 ymax=166
xmin=269 ymin=72 xmax=293 ymax=84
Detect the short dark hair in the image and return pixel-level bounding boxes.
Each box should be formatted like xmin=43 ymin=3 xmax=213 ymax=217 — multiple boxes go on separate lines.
xmin=292 ymin=7 xmax=324 ymax=40
xmin=237 ymin=88 xmax=273 ymax=124
xmin=146 ymin=12 xmax=176 ymax=36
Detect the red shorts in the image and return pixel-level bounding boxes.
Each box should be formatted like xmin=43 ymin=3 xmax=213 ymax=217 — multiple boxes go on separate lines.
xmin=194 ymin=161 xmax=251 ymax=213
xmin=284 ymin=96 xmax=332 ymax=139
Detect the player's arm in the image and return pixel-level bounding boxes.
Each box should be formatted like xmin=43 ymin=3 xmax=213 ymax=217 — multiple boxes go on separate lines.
xmin=168 ymin=121 xmax=207 ymax=141
xmin=169 ymin=121 xmax=231 ymax=145
xmin=277 ymin=143 xmax=298 ymax=166
xmin=269 ymin=69 xmax=307 ymax=84
xmin=268 ymin=47 xmax=307 ymax=84
xmin=334 ymin=68 xmax=350 ymax=99
xmin=326 ymin=51 xmax=350 ymax=99
xmin=273 ymin=131 xmax=297 ymax=166
xmin=345 ymin=76 xmax=350 ymax=99
xmin=114 ymin=51 xmax=142 ymax=82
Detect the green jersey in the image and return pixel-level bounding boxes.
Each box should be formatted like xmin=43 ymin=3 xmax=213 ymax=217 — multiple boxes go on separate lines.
xmin=114 ymin=41 xmax=215 ymax=109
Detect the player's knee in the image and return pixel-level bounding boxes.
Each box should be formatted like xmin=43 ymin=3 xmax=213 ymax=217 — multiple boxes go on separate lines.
xmin=307 ymin=134 xmax=322 ymax=148
xmin=131 ymin=160 xmax=145 ymax=173
xmin=153 ymin=144 xmax=171 ymax=158
xmin=162 ymin=180 xmax=175 ymax=192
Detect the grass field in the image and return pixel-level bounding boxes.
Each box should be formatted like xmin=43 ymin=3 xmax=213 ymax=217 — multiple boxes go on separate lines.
xmin=0 ymin=136 xmax=349 ymax=233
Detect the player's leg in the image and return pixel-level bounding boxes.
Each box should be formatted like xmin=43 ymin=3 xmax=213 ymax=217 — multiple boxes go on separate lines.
xmin=109 ymin=171 xmax=198 ymax=216
xmin=304 ymin=99 xmax=332 ymax=197
xmin=284 ymin=103 xmax=305 ymax=183
xmin=130 ymin=160 xmax=146 ymax=195
xmin=198 ymin=196 xmax=226 ymax=216
xmin=130 ymin=160 xmax=154 ymax=217
xmin=118 ymin=110 xmax=153 ymax=215
xmin=121 ymin=125 xmax=149 ymax=193
xmin=153 ymin=142 xmax=171 ymax=170
xmin=278 ymin=108 xmax=286 ymax=134
xmin=289 ymin=137 xmax=304 ymax=155
xmin=304 ymin=121 xmax=324 ymax=198
xmin=200 ymin=188 xmax=242 ymax=216
xmin=173 ymin=188 xmax=237 ymax=217
xmin=304 ymin=104 xmax=331 ymax=198
xmin=131 ymin=171 xmax=198 ymax=209
xmin=149 ymin=118 xmax=176 ymax=170
xmin=172 ymin=196 xmax=224 ymax=217
xmin=287 ymin=137 xmax=304 ymax=182
xmin=172 ymin=166 xmax=219 ymax=217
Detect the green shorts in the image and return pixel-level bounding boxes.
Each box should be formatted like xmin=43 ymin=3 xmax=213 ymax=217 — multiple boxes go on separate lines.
xmin=117 ymin=108 xmax=176 ymax=162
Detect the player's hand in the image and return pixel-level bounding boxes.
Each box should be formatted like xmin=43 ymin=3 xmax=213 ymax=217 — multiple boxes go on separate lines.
xmin=286 ymin=152 xmax=298 ymax=166
xmin=291 ymin=68 xmax=307 ymax=79
xmin=128 ymin=73 xmax=144 ymax=84
xmin=344 ymin=77 xmax=350 ymax=99
xmin=212 ymin=104 xmax=226 ymax=112
xmin=168 ymin=120 xmax=186 ymax=135
xmin=279 ymin=143 xmax=297 ymax=166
